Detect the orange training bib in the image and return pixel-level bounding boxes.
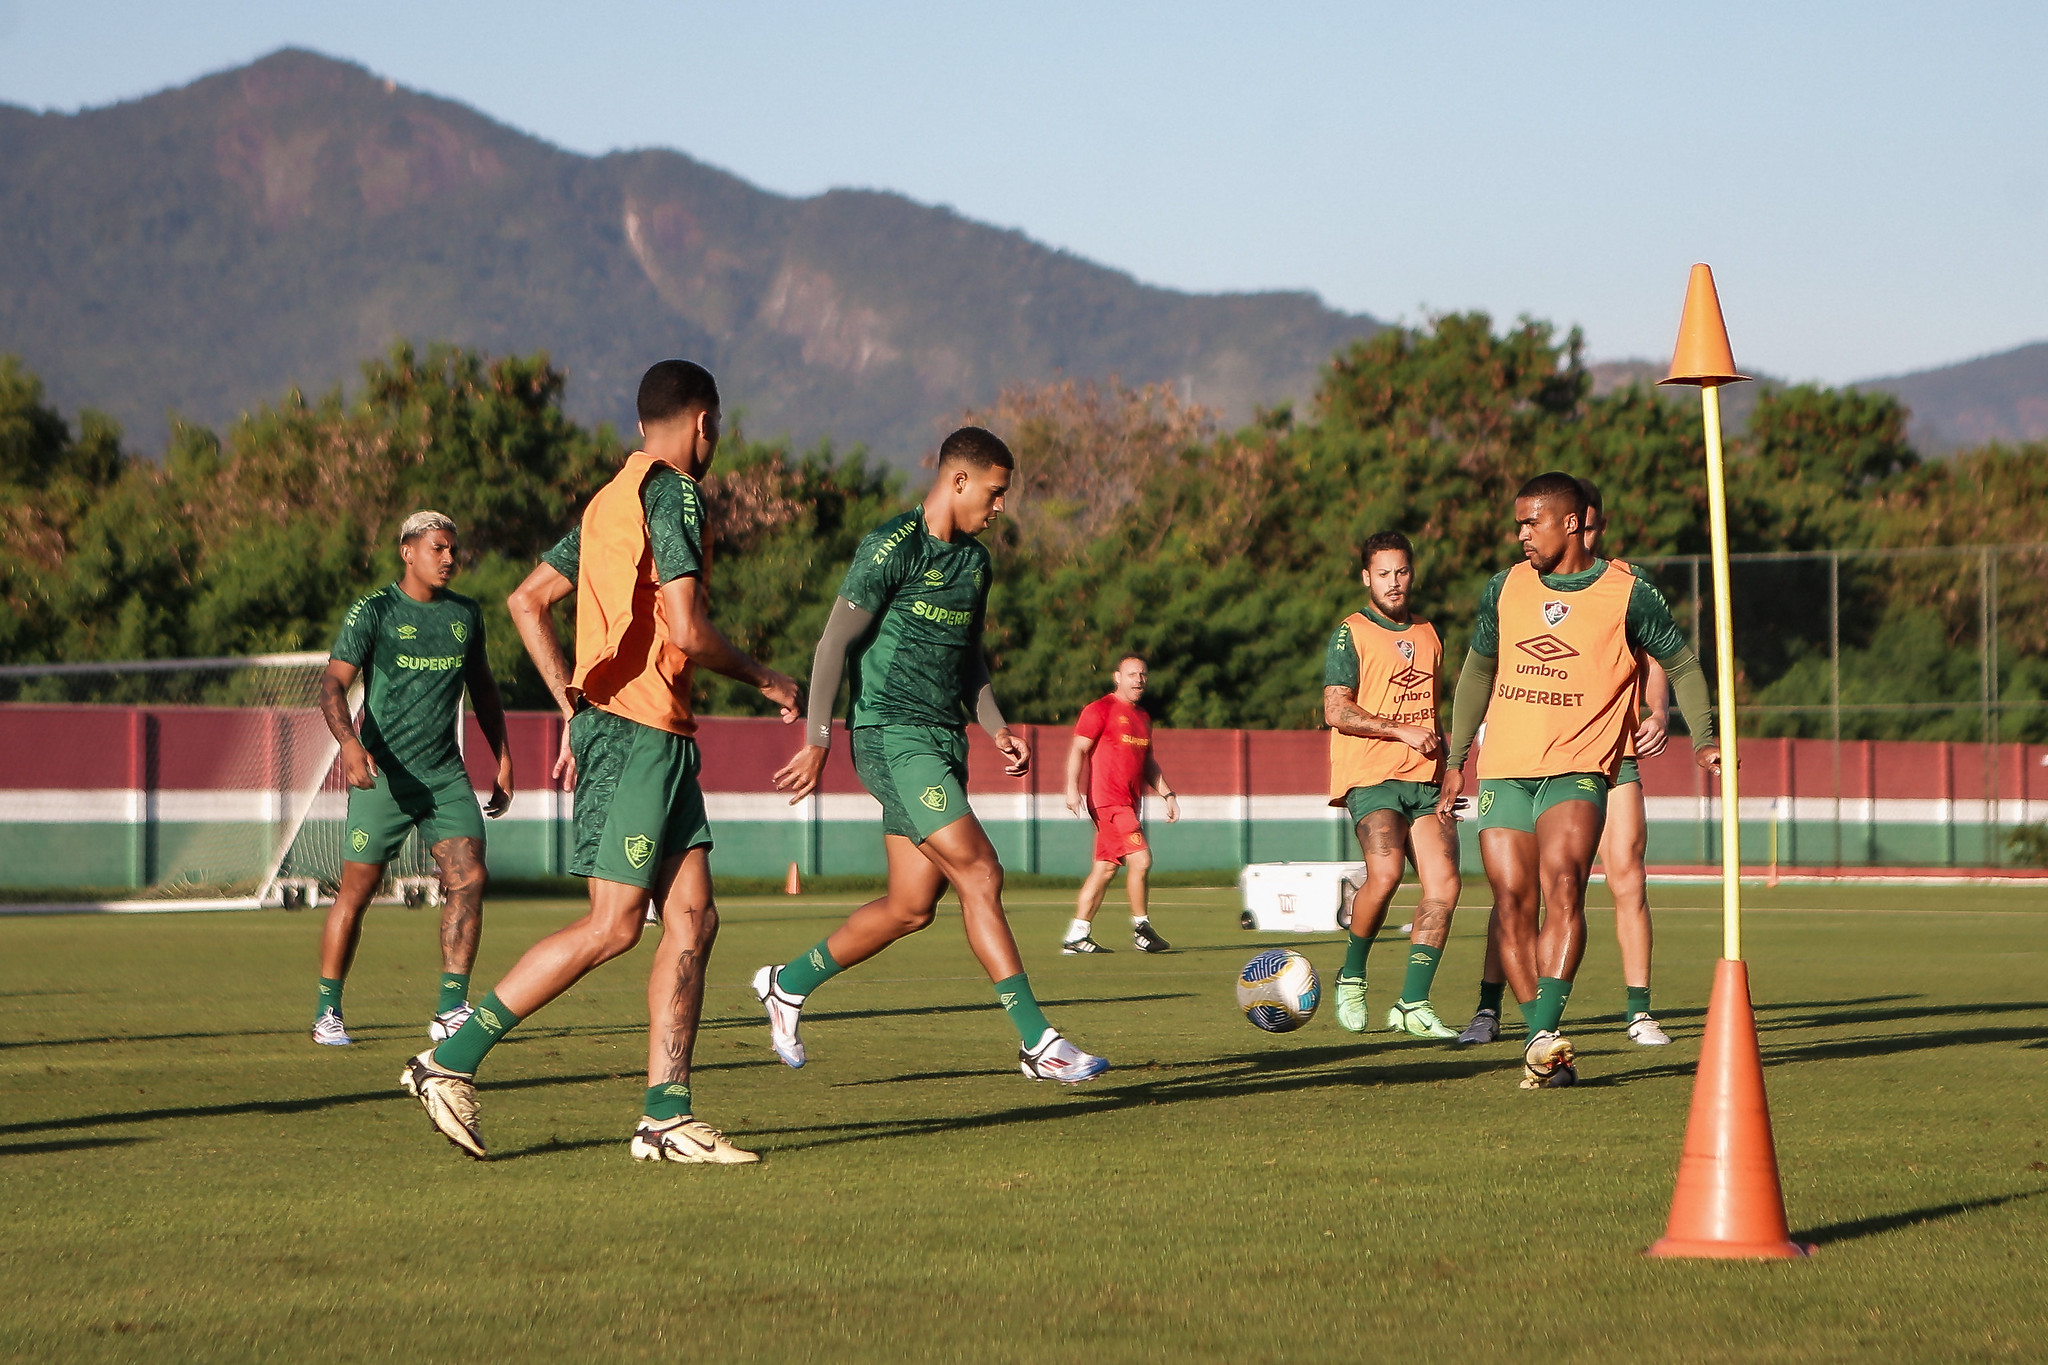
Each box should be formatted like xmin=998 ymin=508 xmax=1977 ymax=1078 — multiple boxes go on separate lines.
xmin=1477 ymin=561 xmax=1636 ymax=780
xmin=1328 ymin=612 xmax=1443 ymax=802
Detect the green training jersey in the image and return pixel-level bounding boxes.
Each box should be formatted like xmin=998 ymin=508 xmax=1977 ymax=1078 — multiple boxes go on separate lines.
xmin=534 ymin=466 xmax=704 ymax=588
xmin=330 ymin=584 xmax=485 ymax=787
xmin=1468 ymin=559 xmax=1686 ymax=662
xmin=837 ymin=506 xmax=993 ymax=730
xmin=1322 ymin=602 xmax=1411 ymax=690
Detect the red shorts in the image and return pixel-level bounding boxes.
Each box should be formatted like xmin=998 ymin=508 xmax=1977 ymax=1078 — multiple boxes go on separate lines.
xmin=1092 ymin=805 xmax=1148 ymax=866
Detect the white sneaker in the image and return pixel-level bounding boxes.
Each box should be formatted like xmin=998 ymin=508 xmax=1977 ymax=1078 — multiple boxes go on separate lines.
xmin=1627 ymin=1013 xmax=1673 ymax=1046
xmin=1520 ymin=1029 xmax=1578 ymax=1089
xmin=630 ymin=1117 xmax=760 ymax=1165
xmin=1019 ymin=1029 xmax=1108 ymax=1084
xmin=312 ymin=1009 xmax=353 ymax=1046
xmin=1455 ymin=1008 xmax=1500 ymax=1046
xmin=428 ymin=1002 xmax=473 ymax=1042
xmin=752 ymin=964 xmax=807 ymax=1069
xmin=400 ymin=1050 xmax=486 ymax=1158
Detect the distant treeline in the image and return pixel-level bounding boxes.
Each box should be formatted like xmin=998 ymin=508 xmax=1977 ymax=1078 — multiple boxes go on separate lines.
xmin=4 ymin=316 xmax=2045 ymax=739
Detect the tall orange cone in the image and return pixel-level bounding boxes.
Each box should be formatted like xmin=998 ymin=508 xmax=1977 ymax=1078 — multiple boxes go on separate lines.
xmin=1647 ymin=961 xmax=1813 ymax=1258
xmin=784 ymin=861 xmax=803 ymax=896
xmin=1658 ymin=263 xmax=1750 ymax=387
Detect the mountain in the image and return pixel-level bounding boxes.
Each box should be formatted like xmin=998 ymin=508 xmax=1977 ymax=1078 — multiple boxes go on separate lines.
xmin=1859 ymin=342 xmax=2048 ymax=452
xmin=0 ymin=49 xmax=1380 ymax=465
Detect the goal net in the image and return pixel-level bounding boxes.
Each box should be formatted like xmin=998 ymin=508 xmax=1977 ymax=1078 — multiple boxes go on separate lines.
xmin=0 ymin=653 xmax=441 ymax=908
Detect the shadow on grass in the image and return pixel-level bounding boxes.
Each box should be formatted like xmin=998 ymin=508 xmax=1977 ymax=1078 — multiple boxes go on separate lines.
xmin=489 ymin=1135 xmax=620 ymax=1162
xmin=1 ymin=1021 xmax=435 ymax=1052
xmin=0 ymin=1135 xmax=151 ymax=1157
xmin=1794 ymin=1187 xmax=2048 ymax=1246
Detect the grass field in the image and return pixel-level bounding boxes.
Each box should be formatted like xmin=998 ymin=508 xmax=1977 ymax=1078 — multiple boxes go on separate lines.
xmin=3 ymin=883 xmax=2046 ymax=1363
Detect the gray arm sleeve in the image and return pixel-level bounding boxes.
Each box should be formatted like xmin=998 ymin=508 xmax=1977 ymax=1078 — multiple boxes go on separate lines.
xmin=967 ymin=650 xmax=1008 ymax=738
xmin=1445 ymin=651 xmax=1498 ymax=771
xmin=1659 ymin=647 xmax=1717 ymax=747
xmin=805 ymin=597 xmax=874 ymax=749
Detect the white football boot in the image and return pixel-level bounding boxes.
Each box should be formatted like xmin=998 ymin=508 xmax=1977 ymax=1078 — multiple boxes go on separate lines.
xmin=752 ymin=964 xmax=807 ymax=1069
xmin=428 ymin=1002 xmax=473 ymax=1042
xmin=400 ymin=1050 xmax=486 ymax=1158
xmin=311 ymin=1009 xmax=353 ymax=1047
xmin=1520 ymin=1030 xmax=1578 ymax=1089
xmin=1626 ymin=1013 xmax=1673 ymax=1046
xmin=631 ymin=1117 xmax=760 ymax=1165
xmin=1019 ymin=1029 xmax=1109 ymax=1084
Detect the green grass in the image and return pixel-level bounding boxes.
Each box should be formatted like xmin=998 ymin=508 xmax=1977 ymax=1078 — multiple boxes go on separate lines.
xmin=3 ymin=885 xmax=2046 ymax=1362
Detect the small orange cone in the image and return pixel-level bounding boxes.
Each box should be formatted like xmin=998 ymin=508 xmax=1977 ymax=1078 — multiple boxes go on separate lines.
xmin=1658 ymin=263 xmax=1751 ymax=387
xmin=1647 ymin=959 xmax=1814 ymax=1258
xmin=784 ymin=861 xmax=803 ymax=896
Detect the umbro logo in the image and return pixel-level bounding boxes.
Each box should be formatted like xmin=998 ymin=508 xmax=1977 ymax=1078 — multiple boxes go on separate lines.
xmin=397 ymin=624 xmax=418 ymax=639
xmin=923 ymin=569 xmax=946 ymax=585
xmin=1388 ymin=666 xmax=1429 ymax=689
xmin=1514 ymin=634 xmax=1579 ymax=664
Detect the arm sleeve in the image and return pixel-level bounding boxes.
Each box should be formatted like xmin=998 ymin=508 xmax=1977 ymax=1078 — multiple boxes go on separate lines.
xmin=803 ymin=597 xmax=874 ymax=748
xmin=1659 ymin=647 xmax=1717 ymax=747
xmin=538 ymin=528 xmax=580 ymax=585
xmin=1626 ymin=576 xmax=1688 ymax=661
xmin=1445 ymin=650 xmax=1498 ymax=771
xmin=966 ymin=650 xmax=1008 ymax=738
xmin=1469 ymin=572 xmax=1507 ymax=658
xmin=1322 ymin=623 xmax=1360 ymax=689
xmin=330 ymin=593 xmax=379 ymax=668
xmin=640 ymin=469 xmax=704 ymax=584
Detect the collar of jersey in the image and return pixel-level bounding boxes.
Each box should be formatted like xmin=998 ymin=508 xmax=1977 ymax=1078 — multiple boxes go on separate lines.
xmin=1534 ymin=557 xmax=1609 ymax=592
xmin=1356 ymin=602 xmax=1411 ymax=632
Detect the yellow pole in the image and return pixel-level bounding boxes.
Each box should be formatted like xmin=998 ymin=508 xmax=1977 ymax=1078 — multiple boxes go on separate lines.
xmin=1700 ymin=384 xmax=1743 ymax=961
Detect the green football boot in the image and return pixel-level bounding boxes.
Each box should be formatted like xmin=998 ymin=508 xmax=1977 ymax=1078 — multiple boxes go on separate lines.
xmin=1334 ymin=974 xmax=1369 ymax=1032
xmin=1385 ymin=998 xmax=1458 ymax=1040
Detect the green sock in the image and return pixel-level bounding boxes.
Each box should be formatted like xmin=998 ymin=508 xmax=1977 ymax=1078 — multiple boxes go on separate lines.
xmin=776 ymin=939 xmax=843 ymax=998
xmin=1478 ymin=979 xmax=1505 ymax=1016
xmin=437 ymin=972 xmax=470 ymax=1015
xmin=314 ymin=977 xmax=344 ymax=1022
xmin=1339 ymin=930 xmax=1374 ymax=982
xmin=1625 ymin=985 xmax=1652 ymax=1021
xmin=994 ymin=973 xmax=1053 ymax=1046
xmin=1397 ymin=944 xmax=1443 ymax=1004
xmin=643 ymin=1082 xmax=692 ymax=1122
xmin=431 ymin=990 xmax=520 ymax=1075
xmin=1528 ymin=976 xmax=1573 ymax=1035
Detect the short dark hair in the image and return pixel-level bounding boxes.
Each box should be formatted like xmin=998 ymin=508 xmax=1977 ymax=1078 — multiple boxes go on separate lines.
xmin=1360 ymin=530 xmax=1413 ymax=570
xmin=1575 ymin=477 xmax=1604 ymax=521
xmin=938 ymin=426 xmax=1015 ymax=471
xmin=637 ymin=360 xmax=720 ymax=426
xmin=1517 ymin=470 xmax=1585 ymax=517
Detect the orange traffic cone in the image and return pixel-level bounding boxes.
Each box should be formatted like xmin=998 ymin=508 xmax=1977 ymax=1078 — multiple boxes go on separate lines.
xmin=1647 ymin=959 xmax=1814 ymax=1258
xmin=1658 ymin=263 xmax=1751 ymax=388
xmin=784 ymin=861 xmax=803 ymax=896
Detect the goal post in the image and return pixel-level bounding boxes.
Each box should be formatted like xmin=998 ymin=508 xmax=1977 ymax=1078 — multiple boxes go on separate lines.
xmin=0 ymin=653 xmax=438 ymax=911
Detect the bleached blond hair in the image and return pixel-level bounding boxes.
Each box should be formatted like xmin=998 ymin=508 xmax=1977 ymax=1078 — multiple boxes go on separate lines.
xmin=398 ymin=510 xmax=458 ymax=545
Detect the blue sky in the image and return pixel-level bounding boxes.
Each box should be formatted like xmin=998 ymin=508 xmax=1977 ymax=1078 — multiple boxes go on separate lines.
xmin=3 ymin=2 xmax=2043 ymax=383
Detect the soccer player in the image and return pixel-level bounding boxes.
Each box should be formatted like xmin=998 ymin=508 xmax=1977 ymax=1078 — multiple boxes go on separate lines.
xmin=1323 ymin=530 xmax=1462 ymax=1038
xmin=1435 ymin=471 xmax=1719 ymax=1087
xmin=1455 ymin=481 xmax=1677 ymax=1047
xmin=310 ymin=511 xmax=513 ymax=1048
xmin=402 ymin=360 xmax=800 ymax=1162
xmin=1059 ymin=654 xmax=1180 ymax=955
xmin=759 ymin=427 xmax=1109 ymax=1084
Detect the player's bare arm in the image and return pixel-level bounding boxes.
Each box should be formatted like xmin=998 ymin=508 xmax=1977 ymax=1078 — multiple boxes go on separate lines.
xmin=319 ymin=659 xmax=376 ymax=789
xmin=1324 ymin=685 xmax=1439 ymax=755
xmin=1144 ymin=752 xmax=1179 ymax=822
xmin=660 ymin=574 xmax=799 ymax=717
xmin=1064 ymin=732 xmax=1096 ymax=816
xmin=1634 ymin=654 xmax=1672 ymax=757
xmin=463 ymin=647 xmax=515 ymax=818
xmin=507 ymin=561 xmax=579 ymax=787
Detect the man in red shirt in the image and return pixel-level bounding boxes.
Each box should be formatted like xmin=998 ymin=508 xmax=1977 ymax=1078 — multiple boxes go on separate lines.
xmin=1062 ymin=655 xmax=1180 ymax=954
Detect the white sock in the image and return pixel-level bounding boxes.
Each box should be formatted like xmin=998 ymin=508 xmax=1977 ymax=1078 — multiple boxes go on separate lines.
xmin=1065 ymin=918 xmax=1093 ymax=943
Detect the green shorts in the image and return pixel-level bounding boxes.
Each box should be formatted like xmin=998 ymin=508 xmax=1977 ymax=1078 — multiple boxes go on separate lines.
xmin=568 ymin=706 xmax=712 ymax=889
xmin=851 ymin=724 xmax=969 ymax=844
xmin=1614 ymin=757 xmax=1640 ymax=787
xmin=1475 ymin=773 xmax=1609 ymax=835
xmin=1343 ymin=779 xmax=1441 ymax=827
xmin=344 ymin=768 xmax=484 ymax=865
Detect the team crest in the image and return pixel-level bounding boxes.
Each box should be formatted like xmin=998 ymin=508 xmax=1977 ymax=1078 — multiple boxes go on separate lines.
xmin=622 ymin=833 xmax=655 ymax=868
xmin=349 ymin=828 xmax=369 ymax=853
xmin=972 ymin=567 xmax=984 ymax=588
xmin=1396 ymin=639 xmax=1415 ymax=663
xmin=397 ymin=624 xmax=418 ymax=639
xmin=1542 ymin=600 xmax=1570 ymax=627
xmin=1478 ymin=790 xmax=1495 ymax=816
xmin=919 ymin=786 xmax=948 ymax=813
xmin=451 ymin=623 xmax=467 ymax=643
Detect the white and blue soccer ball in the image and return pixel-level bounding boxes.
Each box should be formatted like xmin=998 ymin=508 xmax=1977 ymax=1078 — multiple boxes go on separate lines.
xmin=1237 ymin=949 xmax=1320 ymax=1033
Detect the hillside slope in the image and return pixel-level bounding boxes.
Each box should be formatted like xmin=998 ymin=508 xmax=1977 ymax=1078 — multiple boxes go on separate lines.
xmin=1861 ymin=342 xmax=2048 ymax=451
xmin=0 ymin=49 xmax=1379 ymax=464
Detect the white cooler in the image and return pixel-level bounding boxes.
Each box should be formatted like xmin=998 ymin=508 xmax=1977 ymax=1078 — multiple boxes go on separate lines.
xmin=1238 ymin=861 xmax=1368 ymax=933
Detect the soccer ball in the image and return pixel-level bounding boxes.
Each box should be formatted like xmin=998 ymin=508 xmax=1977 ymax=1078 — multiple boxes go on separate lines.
xmin=1237 ymin=949 xmax=1320 ymax=1033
